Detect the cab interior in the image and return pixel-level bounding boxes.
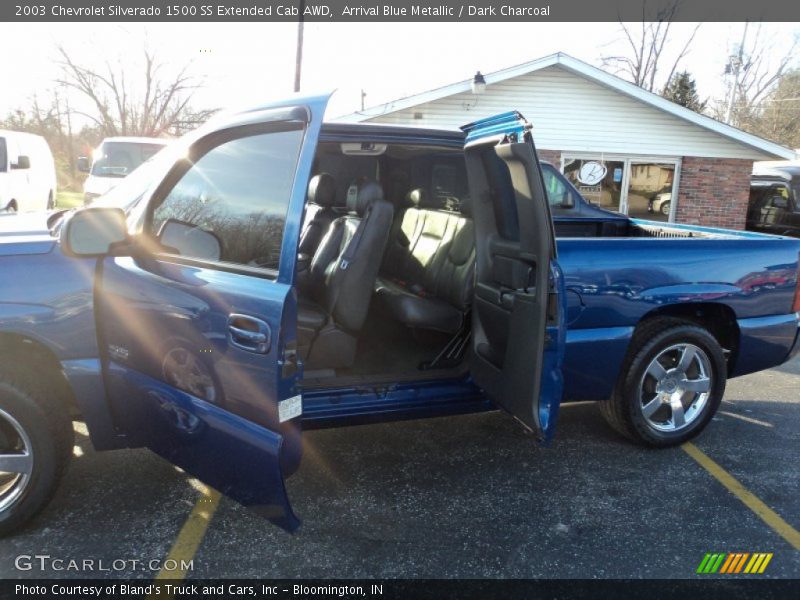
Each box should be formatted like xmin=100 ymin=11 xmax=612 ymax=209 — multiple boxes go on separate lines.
xmin=296 ymin=139 xmax=476 ymax=386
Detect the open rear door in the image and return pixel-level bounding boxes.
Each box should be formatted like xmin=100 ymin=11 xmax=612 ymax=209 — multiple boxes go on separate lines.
xmin=461 ymin=112 xmax=566 ymax=442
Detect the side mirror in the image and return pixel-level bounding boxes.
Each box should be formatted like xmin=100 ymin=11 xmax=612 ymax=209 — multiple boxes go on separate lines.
xmin=157 ymin=219 xmax=222 ymax=261
xmin=11 ymin=155 xmax=30 ymax=170
xmin=60 ymin=207 xmax=129 ymax=257
xmin=77 ymin=156 xmax=91 ymax=173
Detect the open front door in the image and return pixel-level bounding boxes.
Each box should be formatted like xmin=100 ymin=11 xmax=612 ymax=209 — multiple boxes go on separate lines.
xmin=462 ymin=112 xmax=566 ymax=442
xmin=95 ymin=94 xmax=329 ymax=532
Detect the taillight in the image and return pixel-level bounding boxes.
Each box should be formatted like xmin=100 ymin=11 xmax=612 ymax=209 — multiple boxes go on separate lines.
xmin=794 ymin=261 xmax=800 ymax=313
xmin=794 ymin=279 xmax=800 ymax=313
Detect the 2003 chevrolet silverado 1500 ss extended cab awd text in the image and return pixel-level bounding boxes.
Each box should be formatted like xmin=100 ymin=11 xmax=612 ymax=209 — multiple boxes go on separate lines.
xmin=1 ymin=94 xmax=799 ymax=535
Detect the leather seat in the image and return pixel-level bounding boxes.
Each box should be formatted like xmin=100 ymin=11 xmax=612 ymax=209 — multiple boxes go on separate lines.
xmin=298 ymin=173 xmax=338 ymax=257
xmin=375 ymin=189 xmax=475 ymax=334
xmin=297 ymin=181 xmax=394 ymax=369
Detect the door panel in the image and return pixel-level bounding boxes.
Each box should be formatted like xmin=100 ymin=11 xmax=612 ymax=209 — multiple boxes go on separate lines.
xmin=462 ymin=112 xmax=565 ymax=441
xmin=100 ymin=258 xmax=302 ymax=530
xmin=95 ymin=95 xmax=329 ymax=532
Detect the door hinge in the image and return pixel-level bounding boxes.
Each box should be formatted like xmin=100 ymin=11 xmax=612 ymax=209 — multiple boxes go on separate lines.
xmin=280 ymin=343 xmax=299 ymax=379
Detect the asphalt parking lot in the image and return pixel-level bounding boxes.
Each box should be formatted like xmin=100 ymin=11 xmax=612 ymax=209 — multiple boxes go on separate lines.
xmin=1 ymin=356 xmax=798 ymax=580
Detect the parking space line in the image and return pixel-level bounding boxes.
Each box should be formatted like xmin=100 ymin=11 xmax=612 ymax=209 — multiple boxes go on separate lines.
xmin=718 ymin=411 xmax=773 ymax=428
xmin=154 ymin=484 xmax=221 ymax=582
xmin=682 ymin=442 xmax=800 ymax=550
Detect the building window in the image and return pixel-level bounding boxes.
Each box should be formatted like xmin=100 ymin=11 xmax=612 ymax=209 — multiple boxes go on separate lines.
xmin=563 ymin=158 xmax=625 ymax=213
xmin=627 ymin=161 xmax=675 ymax=222
xmin=561 ymin=155 xmax=681 ymax=223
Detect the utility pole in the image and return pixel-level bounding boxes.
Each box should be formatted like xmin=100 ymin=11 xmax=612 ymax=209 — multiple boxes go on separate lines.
xmin=294 ymin=1 xmax=305 ymax=92
xmin=361 ymin=89 xmax=366 ymax=111
xmin=724 ymin=21 xmax=749 ymax=125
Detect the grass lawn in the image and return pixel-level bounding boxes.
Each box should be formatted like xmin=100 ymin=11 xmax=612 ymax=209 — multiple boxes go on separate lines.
xmin=56 ymin=191 xmax=83 ymax=209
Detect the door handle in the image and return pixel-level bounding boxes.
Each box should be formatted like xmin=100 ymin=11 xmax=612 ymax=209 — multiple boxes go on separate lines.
xmin=228 ymin=314 xmax=271 ymax=354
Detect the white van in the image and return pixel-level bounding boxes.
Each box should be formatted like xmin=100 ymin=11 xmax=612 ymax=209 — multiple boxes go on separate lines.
xmin=78 ymin=136 xmax=167 ymax=204
xmin=0 ymin=130 xmax=57 ymax=213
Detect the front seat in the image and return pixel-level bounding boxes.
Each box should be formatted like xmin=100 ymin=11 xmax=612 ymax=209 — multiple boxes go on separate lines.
xmin=298 ymin=173 xmax=338 ymax=257
xmin=297 ymin=181 xmax=394 ymax=369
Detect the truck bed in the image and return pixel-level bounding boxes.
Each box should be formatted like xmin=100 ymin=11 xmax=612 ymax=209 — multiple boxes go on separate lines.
xmin=555 ymin=215 xmax=787 ymax=240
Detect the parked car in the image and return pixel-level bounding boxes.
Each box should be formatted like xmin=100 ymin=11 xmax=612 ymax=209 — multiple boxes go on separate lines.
xmin=78 ymin=136 xmax=168 ymax=205
xmin=648 ymin=191 xmax=672 ymax=216
xmin=1 ymin=95 xmax=799 ymax=537
xmin=747 ymin=164 xmax=800 ymax=237
xmin=0 ymin=130 xmax=57 ymax=213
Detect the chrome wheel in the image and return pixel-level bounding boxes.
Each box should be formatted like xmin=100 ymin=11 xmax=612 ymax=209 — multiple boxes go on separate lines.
xmin=0 ymin=407 xmax=33 ymax=513
xmin=638 ymin=343 xmax=712 ymax=432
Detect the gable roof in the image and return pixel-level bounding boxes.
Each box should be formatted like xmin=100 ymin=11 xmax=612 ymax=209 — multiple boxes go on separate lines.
xmin=336 ymin=52 xmax=795 ymax=160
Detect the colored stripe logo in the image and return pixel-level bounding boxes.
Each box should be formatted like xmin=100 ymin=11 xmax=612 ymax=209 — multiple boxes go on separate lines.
xmin=697 ymin=552 xmax=773 ymax=574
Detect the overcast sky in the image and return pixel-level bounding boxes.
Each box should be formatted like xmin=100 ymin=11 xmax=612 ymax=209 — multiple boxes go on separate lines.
xmin=1 ymin=22 xmax=797 ymax=122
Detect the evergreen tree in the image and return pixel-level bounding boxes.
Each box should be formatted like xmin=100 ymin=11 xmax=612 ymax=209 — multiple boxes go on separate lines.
xmin=662 ymin=71 xmax=707 ymax=113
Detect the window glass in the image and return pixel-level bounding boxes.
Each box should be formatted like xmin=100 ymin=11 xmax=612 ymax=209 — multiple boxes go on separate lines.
xmin=764 ymin=185 xmax=790 ymax=209
xmin=627 ymin=162 xmax=675 ymax=222
xmin=5 ymin=137 xmax=20 ymax=169
xmin=431 ymin=160 xmax=470 ymax=212
xmin=788 ymin=182 xmax=800 ymax=212
xmin=151 ymin=128 xmax=303 ymax=270
xmin=92 ymin=141 xmax=165 ymax=178
xmin=563 ymin=158 xmax=625 ymax=212
xmin=542 ymin=164 xmax=573 ymax=208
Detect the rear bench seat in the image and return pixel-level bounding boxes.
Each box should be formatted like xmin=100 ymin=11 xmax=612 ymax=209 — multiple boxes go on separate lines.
xmin=374 ymin=188 xmax=475 ymax=334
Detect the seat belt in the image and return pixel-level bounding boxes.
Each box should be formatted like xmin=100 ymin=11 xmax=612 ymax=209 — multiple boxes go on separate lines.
xmin=323 ymin=200 xmax=374 ymax=321
xmin=324 ymin=184 xmax=376 ymax=320
xmin=339 ymin=202 xmax=373 ymax=270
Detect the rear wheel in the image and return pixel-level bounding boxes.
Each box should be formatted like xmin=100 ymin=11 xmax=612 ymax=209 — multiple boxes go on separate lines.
xmin=600 ymin=318 xmax=726 ymax=447
xmin=0 ymin=366 xmax=73 ymax=536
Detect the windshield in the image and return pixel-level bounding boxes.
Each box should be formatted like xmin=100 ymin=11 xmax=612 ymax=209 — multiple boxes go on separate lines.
xmin=91 ymin=141 xmax=166 ymax=178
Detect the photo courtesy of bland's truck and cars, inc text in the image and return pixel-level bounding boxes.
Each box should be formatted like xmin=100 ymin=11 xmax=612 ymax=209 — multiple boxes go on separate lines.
xmin=0 ymin=1 xmax=798 ymax=598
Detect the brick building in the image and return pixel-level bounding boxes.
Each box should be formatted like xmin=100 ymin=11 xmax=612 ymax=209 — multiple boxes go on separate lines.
xmin=336 ymin=53 xmax=795 ymax=229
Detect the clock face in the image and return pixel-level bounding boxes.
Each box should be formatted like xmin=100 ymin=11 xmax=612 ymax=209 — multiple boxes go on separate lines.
xmin=577 ymin=161 xmax=608 ymax=186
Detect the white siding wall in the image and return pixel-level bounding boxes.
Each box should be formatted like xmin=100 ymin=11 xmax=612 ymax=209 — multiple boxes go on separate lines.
xmin=365 ymin=66 xmax=772 ymax=160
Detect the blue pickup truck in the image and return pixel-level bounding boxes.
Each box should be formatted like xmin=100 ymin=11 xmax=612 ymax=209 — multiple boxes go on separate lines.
xmin=1 ymin=94 xmax=799 ymax=536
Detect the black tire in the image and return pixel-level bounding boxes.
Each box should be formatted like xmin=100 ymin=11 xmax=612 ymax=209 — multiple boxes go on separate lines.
xmin=600 ymin=318 xmax=727 ymax=447
xmin=0 ymin=365 xmax=74 ymax=537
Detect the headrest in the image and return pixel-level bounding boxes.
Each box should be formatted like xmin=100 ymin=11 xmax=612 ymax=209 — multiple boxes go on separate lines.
xmin=347 ymin=181 xmax=384 ymax=217
xmin=406 ymin=188 xmax=426 ymax=208
xmin=307 ymin=173 xmax=336 ymax=208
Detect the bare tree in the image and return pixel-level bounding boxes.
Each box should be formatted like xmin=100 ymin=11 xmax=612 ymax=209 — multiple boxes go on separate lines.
xmin=56 ymin=45 xmax=215 ymax=138
xmin=726 ymin=69 xmax=800 ymax=149
xmin=714 ymin=24 xmax=799 ymax=128
xmin=602 ymin=1 xmax=700 ymax=93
